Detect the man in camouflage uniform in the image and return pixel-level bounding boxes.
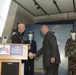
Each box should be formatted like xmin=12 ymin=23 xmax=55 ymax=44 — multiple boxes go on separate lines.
xmin=65 ymin=30 xmax=76 ymax=75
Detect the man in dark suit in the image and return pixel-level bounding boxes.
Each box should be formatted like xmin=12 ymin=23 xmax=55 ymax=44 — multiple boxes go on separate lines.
xmin=24 ymin=31 xmax=37 ymax=75
xmin=30 ymin=25 xmax=60 ymax=75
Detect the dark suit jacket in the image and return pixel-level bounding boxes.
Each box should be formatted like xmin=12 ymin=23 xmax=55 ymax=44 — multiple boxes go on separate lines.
xmin=36 ymin=31 xmax=60 ymax=67
xmin=25 ymin=40 xmax=37 ymax=54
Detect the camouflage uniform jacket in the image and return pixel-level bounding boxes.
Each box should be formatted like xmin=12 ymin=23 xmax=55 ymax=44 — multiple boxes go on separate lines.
xmin=65 ymin=38 xmax=76 ymax=57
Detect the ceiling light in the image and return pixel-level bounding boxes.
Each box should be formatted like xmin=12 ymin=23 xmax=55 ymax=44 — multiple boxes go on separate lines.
xmin=35 ymin=2 xmax=37 ymax=5
xmin=37 ymin=6 xmax=40 ymax=9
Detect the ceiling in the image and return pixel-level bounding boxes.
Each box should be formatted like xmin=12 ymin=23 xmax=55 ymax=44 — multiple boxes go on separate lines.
xmin=13 ymin=0 xmax=76 ymax=17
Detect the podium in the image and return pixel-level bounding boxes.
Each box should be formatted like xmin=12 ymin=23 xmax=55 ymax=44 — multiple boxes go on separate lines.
xmin=0 ymin=44 xmax=29 ymax=75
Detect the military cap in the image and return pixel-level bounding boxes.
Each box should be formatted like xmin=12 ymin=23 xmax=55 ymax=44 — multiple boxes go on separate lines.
xmin=70 ymin=29 xmax=76 ymax=33
xmin=28 ymin=31 xmax=33 ymax=34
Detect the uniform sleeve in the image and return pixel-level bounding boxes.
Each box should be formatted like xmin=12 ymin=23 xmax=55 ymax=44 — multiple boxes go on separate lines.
xmin=65 ymin=39 xmax=76 ymax=57
xmin=12 ymin=34 xmax=20 ymax=43
xmin=65 ymin=39 xmax=69 ymax=57
xmin=34 ymin=41 xmax=37 ymax=53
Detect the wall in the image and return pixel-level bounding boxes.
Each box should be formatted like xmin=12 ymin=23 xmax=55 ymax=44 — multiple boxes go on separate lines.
xmin=13 ymin=5 xmax=35 ymax=29
xmin=1 ymin=1 xmax=18 ymax=42
xmin=34 ymin=12 xmax=76 ymax=23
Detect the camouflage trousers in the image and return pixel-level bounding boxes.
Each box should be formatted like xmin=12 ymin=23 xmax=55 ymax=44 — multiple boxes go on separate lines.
xmin=68 ymin=57 xmax=76 ymax=75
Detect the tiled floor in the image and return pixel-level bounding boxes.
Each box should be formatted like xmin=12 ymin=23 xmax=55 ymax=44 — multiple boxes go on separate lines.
xmin=34 ymin=68 xmax=44 ymax=75
xmin=34 ymin=72 xmax=44 ymax=75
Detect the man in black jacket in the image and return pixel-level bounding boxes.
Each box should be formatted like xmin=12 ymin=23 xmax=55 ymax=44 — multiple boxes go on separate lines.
xmin=30 ymin=25 xmax=60 ymax=75
xmin=24 ymin=31 xmax=37 ymax=75
xmin=12 ymin=22 xmax=26 ymax=43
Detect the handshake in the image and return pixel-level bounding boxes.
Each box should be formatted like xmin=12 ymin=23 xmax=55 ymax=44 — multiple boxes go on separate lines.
xmin=28 ymin=52 xmax=36 ymax=59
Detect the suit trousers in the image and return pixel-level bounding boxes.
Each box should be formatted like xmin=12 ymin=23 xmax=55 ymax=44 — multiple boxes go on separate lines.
xmin=24 ymin=59 xmax=34 ymax=75
xmin=44 ymin=64 xmax=59 ymax=75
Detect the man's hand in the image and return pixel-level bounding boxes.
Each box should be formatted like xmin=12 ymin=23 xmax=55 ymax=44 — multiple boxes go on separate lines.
xmin=29 ymin=52 xmax=33 ymax=59
xmin=50 ymin=57 xmax=55 ymax=63
xmin=29 ymin=52 xmax=36 ymax=59
xmin=33 ymin=54 xmax=36 ymax=57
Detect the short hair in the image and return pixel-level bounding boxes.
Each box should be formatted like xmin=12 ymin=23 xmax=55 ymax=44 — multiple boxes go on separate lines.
xmin=17 ymin=22 xmax=25 ymax=30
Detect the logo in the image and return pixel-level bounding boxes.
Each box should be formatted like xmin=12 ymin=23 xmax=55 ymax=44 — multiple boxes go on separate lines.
xmin=0 ymin=47 xmax=9 ymax=54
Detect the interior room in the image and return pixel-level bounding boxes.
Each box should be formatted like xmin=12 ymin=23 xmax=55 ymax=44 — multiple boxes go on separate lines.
xmin=0 ymin=0 xmax=76 ymax=75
